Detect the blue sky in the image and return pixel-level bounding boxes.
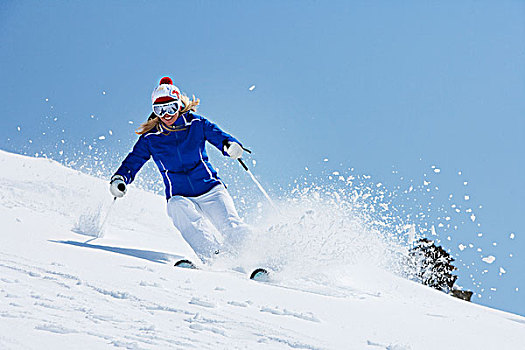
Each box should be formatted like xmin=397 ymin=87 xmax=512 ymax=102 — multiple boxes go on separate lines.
xmin=1 ymin=1 xmax=524 ymax=315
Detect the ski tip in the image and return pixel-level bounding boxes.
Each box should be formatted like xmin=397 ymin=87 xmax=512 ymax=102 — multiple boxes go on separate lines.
xmin=250 ymin=268 xmax=269 ymax=281
xmin=174 ymin=259 xmax=196 ymax=269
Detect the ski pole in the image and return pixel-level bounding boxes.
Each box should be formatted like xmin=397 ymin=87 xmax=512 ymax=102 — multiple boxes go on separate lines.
xmin=237 ymin=158 xmax=277 ymax=211
xmin=99 ymin=197 xmax=117 ymax=233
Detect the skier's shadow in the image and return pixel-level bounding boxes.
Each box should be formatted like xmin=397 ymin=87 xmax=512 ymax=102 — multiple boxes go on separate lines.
xmin=50 ymin=240 xmax=184 ymax=264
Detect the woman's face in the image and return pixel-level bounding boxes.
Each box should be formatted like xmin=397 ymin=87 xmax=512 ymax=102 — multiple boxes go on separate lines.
xmin=160 ymin=111 xmax=179 ymax=126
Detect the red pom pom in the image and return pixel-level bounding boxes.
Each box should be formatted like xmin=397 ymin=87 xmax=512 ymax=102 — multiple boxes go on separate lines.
xmin=159 ymin=77 xmax=173 ymax=85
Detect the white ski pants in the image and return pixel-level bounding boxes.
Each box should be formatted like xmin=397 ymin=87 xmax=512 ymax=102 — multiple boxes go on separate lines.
xmin=166 ymin=184 xmax=251 ymax=261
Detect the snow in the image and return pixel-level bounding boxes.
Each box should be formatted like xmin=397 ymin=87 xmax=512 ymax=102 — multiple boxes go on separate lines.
xmin=482 ymin=256 xmax=496 ymax=264
xmin=1 ymin=150 xmax=524 ymax=349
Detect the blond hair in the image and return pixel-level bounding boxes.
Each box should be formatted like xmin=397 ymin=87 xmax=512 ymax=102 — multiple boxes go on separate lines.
xmin=136 ymin=94 xmax=200 ymax=135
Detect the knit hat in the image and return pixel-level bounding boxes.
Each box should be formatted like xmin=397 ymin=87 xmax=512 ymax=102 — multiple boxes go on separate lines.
xmin=151 ymin=77 xmax=181 ymax=105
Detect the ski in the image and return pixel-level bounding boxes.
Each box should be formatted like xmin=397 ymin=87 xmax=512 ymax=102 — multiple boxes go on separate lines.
xmin=174 ymin=259 xmax=269 ymax=281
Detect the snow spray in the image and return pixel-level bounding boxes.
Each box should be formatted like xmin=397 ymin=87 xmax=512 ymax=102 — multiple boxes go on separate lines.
xmin=73 ymin=197 xmax=117 ymax=243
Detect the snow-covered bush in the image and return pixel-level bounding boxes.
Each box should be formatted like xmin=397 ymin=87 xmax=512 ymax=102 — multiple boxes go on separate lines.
xmin=409 ymin=238 xmax=457 ymax=293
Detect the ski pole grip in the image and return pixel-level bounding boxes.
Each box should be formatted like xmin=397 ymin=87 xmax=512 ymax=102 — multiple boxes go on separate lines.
xmin=238 ymin=158 xmax=249 ymax=171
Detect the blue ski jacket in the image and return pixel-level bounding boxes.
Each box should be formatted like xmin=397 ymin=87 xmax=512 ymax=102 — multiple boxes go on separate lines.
xmin=113 ymin=112 xmax=241 ymax=200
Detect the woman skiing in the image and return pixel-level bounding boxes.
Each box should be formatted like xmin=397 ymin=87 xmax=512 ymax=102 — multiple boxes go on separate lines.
xmin=110 ymin=77 xmax=251 ymax=263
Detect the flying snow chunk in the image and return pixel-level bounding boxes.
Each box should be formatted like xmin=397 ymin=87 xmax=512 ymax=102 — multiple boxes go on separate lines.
xmin=109 ymin=130 xmax=113 ymax=136
xmin=482 ymin=255 xmax=496 ymax=264
xmin=464 ymin=195 xmax=470 ymax=201
xmin=510 ymin=233 xmax=515 ymax=239
xmin=499 ymin=267 xmax=506 ymax=274
xmin=470 ymin=214 xmax=476 ymax=222
xmin=249 ymin=85 xmax=255 ymax=91
xmin=323 ymin=158 xmax=329 ymax=162
xmin=458 ymin=244 xmax=466 ymax=251
xmin=98 ymin=136 xmax=106 ymax=140
xmin=128 ymin=121 xmax=134 ymax=124
xmin=17 ymin=126 xmax=21 ymax=131
xmin=434 ymin=168 xmax=441 ymax=173
xmin=102 ymin=91 xmax=107 ymax=95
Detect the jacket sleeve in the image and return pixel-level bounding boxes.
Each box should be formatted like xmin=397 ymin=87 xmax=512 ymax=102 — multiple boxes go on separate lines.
xmin=113 ymin=135 xmax=151 ymax=184
xmin=202 ymin=117 xmax=242 ymax=156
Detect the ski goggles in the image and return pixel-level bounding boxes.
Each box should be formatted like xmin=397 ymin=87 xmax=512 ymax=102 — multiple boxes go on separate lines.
xmin=152 ymin=100 xmax=181 ymax=117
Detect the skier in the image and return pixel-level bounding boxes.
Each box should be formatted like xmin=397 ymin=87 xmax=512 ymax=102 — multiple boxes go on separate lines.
xmin=109 ymin=77 xmax=251 ymax=264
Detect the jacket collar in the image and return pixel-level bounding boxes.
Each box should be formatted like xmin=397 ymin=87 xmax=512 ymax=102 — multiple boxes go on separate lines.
xmin=158 ymin=112 xmax=195 ymax=132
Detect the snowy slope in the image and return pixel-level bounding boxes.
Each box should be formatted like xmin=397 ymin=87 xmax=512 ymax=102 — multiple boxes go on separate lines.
xmin=1 ymin=150 xmax=524 ymax=350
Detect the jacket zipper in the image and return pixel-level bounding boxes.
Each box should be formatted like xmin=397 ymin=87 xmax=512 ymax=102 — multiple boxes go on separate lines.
xmin=174 ymin=128 xmax=195 ymax=193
